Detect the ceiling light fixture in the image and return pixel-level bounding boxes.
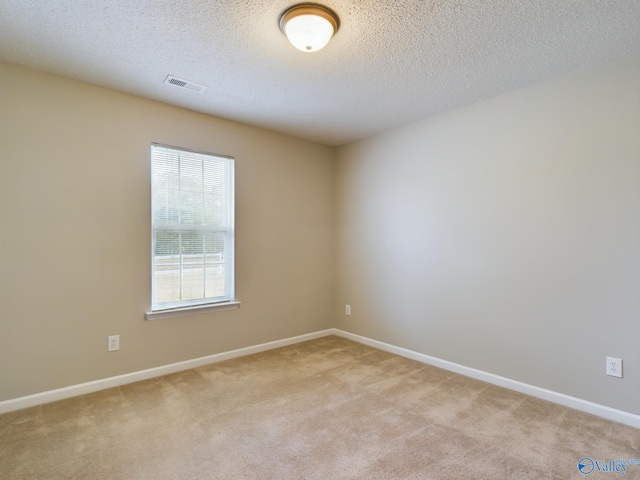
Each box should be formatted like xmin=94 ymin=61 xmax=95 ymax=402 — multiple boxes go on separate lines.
xmin=279 ymin=3 xmax=340 ymax=52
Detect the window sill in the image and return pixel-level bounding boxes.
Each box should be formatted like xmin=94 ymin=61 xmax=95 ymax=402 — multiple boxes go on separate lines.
xmin=145 ymin=301 xmax=241 ymax=321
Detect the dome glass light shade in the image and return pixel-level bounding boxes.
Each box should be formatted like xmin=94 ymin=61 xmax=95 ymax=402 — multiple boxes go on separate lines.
xmin=285 ymin=14 xmax=333 ymax=52
xmin=279 ymin=4 xmax=339 ymax=52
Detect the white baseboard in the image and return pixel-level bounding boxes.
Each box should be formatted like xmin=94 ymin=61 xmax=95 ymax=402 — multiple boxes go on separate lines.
xmin=332 ymin=329 xmax=640 ymax=429
xmin=2 ymin=327 xmax=639 ymax=429
xmin=0 ymin=329 xmax=335 ymax=414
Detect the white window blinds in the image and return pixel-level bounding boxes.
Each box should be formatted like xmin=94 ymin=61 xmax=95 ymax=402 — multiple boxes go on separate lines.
xmin=151 ymin=144 xmax=235 ymax=311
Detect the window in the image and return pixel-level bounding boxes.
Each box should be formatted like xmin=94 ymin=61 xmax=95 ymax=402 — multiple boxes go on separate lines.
xmin=148 ymin=144 xmax=236 ymax=318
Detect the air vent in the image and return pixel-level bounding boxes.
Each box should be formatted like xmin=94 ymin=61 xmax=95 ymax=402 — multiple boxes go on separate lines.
xmin=163 ymin=75 xmax=208 ymax=93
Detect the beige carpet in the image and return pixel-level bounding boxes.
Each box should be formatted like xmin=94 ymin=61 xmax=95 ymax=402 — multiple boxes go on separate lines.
xmin=1 ymin=336 xmax=638 ymax=479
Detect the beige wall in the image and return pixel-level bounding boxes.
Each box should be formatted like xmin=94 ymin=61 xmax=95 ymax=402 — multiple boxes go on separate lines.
xmin=0 ymin=62 xmax=335 ymax=401
xmin=335 ymin=56 xmax=640 ymax=414
xmin=2 ymin=56 xmax=639 ymax=416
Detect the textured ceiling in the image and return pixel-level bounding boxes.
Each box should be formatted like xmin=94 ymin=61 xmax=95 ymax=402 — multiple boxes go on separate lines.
xmin=1 ymin=1 xmax=639 ymax=146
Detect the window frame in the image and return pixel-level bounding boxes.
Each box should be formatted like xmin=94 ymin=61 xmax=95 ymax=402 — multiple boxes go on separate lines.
xmin=145 ymin=143 xmax=239 ymax=320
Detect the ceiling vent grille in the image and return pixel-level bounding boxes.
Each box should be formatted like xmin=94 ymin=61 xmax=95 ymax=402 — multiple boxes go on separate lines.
xmin=163 ymin=75 xmax=208 ymax=93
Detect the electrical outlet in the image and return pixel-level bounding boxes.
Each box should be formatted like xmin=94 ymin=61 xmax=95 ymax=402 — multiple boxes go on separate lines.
xmin=606 ymin=357 xmax=622 ymax=378
xmin=108 ymin=335 xmax=120 ymax=352
xmin=345 ymin=304 xmax=351 ymax=315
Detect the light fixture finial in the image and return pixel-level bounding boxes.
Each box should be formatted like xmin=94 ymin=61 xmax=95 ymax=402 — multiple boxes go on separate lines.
xmin=279 ymin=4 xmax=340 ymax=52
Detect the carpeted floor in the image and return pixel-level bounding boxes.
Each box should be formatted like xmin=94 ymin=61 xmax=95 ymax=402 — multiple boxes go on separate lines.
xmin=1 ymin=336 xmax=638 ymax=479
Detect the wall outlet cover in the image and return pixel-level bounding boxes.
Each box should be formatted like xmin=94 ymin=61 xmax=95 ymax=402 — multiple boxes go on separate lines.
xmin=108 ymin=335 xmax=120 ymax=352
xmin=606 ymin=356 xmax=622 ymax=378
